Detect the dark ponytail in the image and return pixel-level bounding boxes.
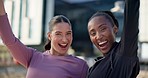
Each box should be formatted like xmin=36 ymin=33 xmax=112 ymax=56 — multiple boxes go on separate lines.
xmin=44 ymin=40 xmax=51 ymax=50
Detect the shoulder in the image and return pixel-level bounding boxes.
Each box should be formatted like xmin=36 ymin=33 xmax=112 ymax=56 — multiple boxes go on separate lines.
xmin=69 ymin=55 xmax=88 ymax=65
xmin=31 ymin=49 xmax=45 ymax=59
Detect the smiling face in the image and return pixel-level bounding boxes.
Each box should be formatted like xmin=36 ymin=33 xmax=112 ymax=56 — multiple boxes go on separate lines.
xmin=88 ymin=16 xmax=118 ymax=55
xmin=48 ymin=22 xmax=72 ymax=56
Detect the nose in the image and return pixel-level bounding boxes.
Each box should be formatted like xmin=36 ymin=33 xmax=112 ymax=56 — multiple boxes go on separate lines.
xmin=62 ymin=35 xmax=68 ymax=42
xmin=95 ymin=33 xmax=102 ymax=40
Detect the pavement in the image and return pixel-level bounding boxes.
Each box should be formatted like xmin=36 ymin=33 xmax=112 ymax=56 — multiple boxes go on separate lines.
xmin=0 ymin=65 xmax=26 ymax=78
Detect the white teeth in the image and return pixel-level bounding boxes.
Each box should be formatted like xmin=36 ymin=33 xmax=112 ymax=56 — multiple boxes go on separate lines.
xmin=60 ymin=44 xmax=67 ymax=46
xmin=99 ymin=41 xmax=107 ymax=45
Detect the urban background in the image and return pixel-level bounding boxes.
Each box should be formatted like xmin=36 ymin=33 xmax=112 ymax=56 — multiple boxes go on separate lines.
xmin=0 ymin=0 xmax=148 ymax=78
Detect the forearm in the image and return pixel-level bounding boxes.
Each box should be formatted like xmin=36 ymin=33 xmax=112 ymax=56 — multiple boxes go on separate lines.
xmin=0 ymin=0 xmax=6 ymax=16
xmin=123 ymin=0 xmax=139 ymax=40
xmin=120 ymin=0 xmax=140 ymax=56
xmin=0 ymin=14 xmax=15 ymax=45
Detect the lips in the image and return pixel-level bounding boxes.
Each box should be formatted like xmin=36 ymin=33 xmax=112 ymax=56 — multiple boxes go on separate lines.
xmin=59 ymin=43 xmax=68 ymax=48
xmin=99 ymin=41 xmax=107 ymax=46
xmin=98 ymin=40 xmax=108 ymax=50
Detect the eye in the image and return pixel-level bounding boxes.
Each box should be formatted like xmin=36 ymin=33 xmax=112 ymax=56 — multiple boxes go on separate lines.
xmin=100 ymin=27 xmax=106 ymax=32
xmin=67 ymin=32 xmax=71 ymax=35
xmin=66 ymin=31 xmax=72 ymax=35
xmin=55 ymin=33 xmax=60 ymax=35
xmin=55 ymin=32 xmax=61 ymax=36
xmin=89 ymin=30 xmax=96 ymax=36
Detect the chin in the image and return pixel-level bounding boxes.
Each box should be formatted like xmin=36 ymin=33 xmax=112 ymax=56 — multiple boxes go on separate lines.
xmin=101 ymin=49 xmax=110 ymax=55
xmin=60 ymin=50 xmax=66 ymax=53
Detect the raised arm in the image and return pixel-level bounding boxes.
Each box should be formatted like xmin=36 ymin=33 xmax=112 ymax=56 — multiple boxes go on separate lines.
xmin=0 ymin=0 xmax=5 ymax=15
xmin=0 ymin=0 xmax=34 ymax=68
xmin=120 ymin=0 xmax=140 ymax=56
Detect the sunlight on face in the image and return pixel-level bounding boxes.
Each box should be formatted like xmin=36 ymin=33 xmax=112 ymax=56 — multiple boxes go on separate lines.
xmin=88 ymin=16 xmax=117 ymax=55
xmin=49 ymin=22 xmax=73 ymax=56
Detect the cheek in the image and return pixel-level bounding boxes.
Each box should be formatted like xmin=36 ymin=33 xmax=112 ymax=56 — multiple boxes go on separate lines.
xmin=70 ymin=37 xmax=73 ymax=42
xmin=106 ymin=30 xmax=115 ymax=41
xmin=51 ymin=36 xmax=60 ymax=44
xmin=90 ymin=36 xmax=96 ymax=44
xmin=68 ymin=36 xmax=73 ymax=43
xmin=103 ymin=28 xmax=112 ymax=36
xmin=67 ymin=34 xmax=73 ymax=40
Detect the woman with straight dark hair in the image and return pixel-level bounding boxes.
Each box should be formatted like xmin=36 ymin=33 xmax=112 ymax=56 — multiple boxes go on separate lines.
xmin=0 ymin=0 xmax=88 ymax=78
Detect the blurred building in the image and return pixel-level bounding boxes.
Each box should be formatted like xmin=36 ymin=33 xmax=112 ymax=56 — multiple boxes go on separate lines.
xmin=0 ymin=0 xmax=148 ymax=65
xmin=54 ymin=0 xmax=125 ymax=57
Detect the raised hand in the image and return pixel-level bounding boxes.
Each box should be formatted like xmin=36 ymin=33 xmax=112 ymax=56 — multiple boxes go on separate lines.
xmin=0 ymin=0 xmax=6 ymax=15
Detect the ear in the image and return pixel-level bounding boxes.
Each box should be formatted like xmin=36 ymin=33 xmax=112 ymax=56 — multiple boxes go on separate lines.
xmin=47 ymin=32 xmax=51 ymax=40
xmin=113 ymin=25 xmax=118 ymax=34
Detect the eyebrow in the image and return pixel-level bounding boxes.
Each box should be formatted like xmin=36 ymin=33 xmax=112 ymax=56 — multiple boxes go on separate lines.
xmin=67 ymin=30 xmax=72 ymax=32
xmin=98 ymin=23 xmax=107 ymax=28
xmin=55 ymin=30 xmax=72 ymax=33
xmin=89 ymin=23 xmax=107 ymax=30
xmin=55 ymin=31 xmax=61 ymax=33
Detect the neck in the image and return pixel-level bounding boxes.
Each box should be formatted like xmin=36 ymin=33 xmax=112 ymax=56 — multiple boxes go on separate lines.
xmin=49 ymin=50 xmax=68 ymax=56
